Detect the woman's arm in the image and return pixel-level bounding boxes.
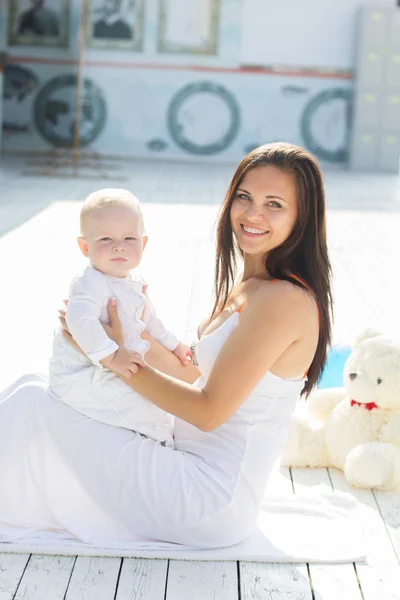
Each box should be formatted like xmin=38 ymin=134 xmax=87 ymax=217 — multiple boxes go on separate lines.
xmin=140 ymin=331 xmax=200 ymax=384
xmin=59 ymin=303 xmax=200 ymax=384
xmin=108 ymin=282 xmax=314 ymax=432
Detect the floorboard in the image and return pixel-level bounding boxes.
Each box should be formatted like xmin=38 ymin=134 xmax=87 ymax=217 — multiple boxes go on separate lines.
xmin=0 ymin=554 xmax=30 ymax=600
xmin=165 ymin=561 xmax=238 ymax=600
xmin=13 ymin=555 xmax=75 ymax=600
xmin=114 ymin=558 xmax=168 ymax=600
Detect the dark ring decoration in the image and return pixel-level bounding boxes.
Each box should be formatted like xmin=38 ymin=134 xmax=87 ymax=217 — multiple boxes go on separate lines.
xmin=33 ymin=73 xmax=107 ymax=148
xmin=167 ymin=81 xmax=241 ymax=155
xmin=300 ymin=88 xmax=352 ymax=163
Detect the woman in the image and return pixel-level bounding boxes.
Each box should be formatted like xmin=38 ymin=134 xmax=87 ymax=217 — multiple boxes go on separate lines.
xmin=0 ymin=143 xmax=331 ymax=549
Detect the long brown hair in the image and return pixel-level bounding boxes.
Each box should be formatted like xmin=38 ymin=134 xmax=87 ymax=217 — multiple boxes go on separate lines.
xmin=213 ymin=142 xmax=333 ymax=396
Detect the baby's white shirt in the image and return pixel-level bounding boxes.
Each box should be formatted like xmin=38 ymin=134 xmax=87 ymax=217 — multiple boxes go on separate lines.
xmin=65 ymin=265 xmax=179 ymax=366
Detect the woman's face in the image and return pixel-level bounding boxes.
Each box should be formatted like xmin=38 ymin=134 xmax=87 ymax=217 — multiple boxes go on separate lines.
xmin=230 ymin=165 xmax=298 ymax=259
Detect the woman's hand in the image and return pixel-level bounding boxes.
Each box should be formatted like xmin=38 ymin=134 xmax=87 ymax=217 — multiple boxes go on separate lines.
xmin=102 ymin=298 xmax=124 ymax=346
xmin=59 ymin=298 xmax=125 ymax=351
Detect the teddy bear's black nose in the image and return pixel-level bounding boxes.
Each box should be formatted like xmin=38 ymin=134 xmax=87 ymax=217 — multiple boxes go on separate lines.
xmin=349 ymin=373 xmax=357 ymax=380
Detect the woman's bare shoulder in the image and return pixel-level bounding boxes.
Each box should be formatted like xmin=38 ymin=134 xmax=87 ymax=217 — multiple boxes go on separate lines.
xmin=245 ymin=278 xmax=318 ymax=324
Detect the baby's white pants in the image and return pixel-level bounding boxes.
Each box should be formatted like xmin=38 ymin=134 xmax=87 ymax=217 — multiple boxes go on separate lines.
xmin=48 ymin=335 xmax=174 ymax=447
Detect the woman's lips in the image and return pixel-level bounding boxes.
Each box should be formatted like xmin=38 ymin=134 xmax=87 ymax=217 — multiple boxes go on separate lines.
xmin=240 ymin=224 xmax=268 ymax=237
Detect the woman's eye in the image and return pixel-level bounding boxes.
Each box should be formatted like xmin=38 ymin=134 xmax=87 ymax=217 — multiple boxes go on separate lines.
xmin=238 ymin=193 xmax=250 ymax=201
xmin=268 ymin=201 xmax=282 ymax=208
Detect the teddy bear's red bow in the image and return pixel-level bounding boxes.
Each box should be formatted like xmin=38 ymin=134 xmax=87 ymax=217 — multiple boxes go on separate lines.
xmin=350 ymin=399 xmax=378 ymax=410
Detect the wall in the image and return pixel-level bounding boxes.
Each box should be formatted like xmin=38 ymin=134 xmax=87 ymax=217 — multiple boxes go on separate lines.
xmin=0 ymin=7 xmax=7 ymax=153
xmin=1 ymin=0 xmax=356 ymax=166
xmin=240 ymin=0 xmax=397 ymax=70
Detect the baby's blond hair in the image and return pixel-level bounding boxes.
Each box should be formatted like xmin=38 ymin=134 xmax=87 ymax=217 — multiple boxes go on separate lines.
xmin=80 ymin=188 xmax=144 ymax=236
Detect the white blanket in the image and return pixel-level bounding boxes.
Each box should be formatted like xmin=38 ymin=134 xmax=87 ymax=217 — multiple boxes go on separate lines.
xmin=0 ymin=489 xmax=366 ymax=563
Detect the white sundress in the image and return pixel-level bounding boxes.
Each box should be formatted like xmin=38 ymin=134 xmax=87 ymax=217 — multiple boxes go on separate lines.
xmin=0 ymin=310 xmax=305 ymax=549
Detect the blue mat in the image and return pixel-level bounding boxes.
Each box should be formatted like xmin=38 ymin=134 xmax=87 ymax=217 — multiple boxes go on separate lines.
xmin=318 ymin=345 xmax=352 ymax=389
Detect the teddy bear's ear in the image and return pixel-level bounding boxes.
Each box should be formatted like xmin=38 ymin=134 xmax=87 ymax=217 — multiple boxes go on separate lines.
xmin=353 ymin=328 xmax=382 ymax=348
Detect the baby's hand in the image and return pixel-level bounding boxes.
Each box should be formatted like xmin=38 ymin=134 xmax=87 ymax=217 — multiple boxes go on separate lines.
xmin=100 ymin=347 xmax=145 ymax=378
xmin=173 ymin=342 xmax=192 ymax=366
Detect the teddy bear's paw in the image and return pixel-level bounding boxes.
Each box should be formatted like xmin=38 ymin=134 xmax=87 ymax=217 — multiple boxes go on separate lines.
xmin=307 ymin=388 xmax=347 ymax=424
xmin=281 ymin=415 xmax=328 ymax=468
xmin=345 ymin=442 xmax=400 ymax=490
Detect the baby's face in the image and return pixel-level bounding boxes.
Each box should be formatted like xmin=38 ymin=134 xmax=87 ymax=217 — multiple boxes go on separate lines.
xmin=81 ymin=205 xmax=146 ymax=278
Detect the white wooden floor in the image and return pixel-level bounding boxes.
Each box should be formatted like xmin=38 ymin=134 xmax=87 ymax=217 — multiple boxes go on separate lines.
xmin=0 ymin=155 xmax=399 ymax=599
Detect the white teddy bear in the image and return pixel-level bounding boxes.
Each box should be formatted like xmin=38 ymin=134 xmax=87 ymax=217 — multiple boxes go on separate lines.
xmin=281 ymin=329 xmax=400 ymax=490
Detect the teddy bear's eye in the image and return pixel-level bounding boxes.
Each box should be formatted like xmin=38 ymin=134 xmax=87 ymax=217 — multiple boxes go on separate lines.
xmin=377 ymin=378 xmax=383 ymax=385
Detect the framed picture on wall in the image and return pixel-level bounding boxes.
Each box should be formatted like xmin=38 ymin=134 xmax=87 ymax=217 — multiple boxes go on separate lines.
xmin=8 ymin=0 xmax=70 ymax=47
xmin=86 ymin=0 xmax=144 ymax=51
xmin=158 ymin=0 xmax=220 ymax=55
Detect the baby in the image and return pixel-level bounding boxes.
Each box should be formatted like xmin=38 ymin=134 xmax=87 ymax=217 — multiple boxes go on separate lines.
xmin=48 ymin=188 xmax=191 ymax=447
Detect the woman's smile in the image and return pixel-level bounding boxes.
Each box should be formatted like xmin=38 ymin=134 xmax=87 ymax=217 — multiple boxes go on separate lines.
xmin=240 ymin=224 xmax=269 ymax=237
